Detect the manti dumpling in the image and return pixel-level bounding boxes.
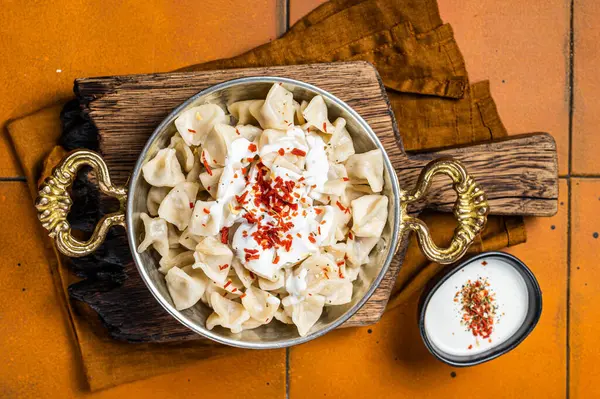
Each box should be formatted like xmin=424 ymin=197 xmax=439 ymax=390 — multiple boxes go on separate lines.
xmin=174 ymin=104 xmax=227 ymax=146
xmin=142 ymin=148 xmax=186 ymax=187
xmin=146 ymin=186 xmax=171 ymax=216
xmin=283 ymin=294 xmax=326 ymax=337
xmin=227 ymin=99 xmax=264 ymax=125
xmin=169 ymin=134 xmax=195 ymax=172
xmin=344 ymin=149 xmax=384 ymax=193
xmin=164 ymin=266 xmax=208 ymax=310
xmin=192 ymin=236 xmax=233 ymax=284
xmin=327 ymin=117 xmax=355 ymax=163
xmin=345 ymin=235 xmax=379 ymax=268
xmin=302 ymin=95 xmax=334 ymax=134
xmin=206 ymin=292 xmax=251 ymax=334
xmin=258 ymin=83 xmax=295 ymax=130
xmin=158 ymin=250 xmax=195 ymax=274
xmin=157 ymin=182 xmax=199 ymax=230
xmin=350 ymin=194 xmax=388 ymax=238
xmin=137 ymin=213 xmax=170 ymax=257
xmin=241 ymin=286 xmax=280 ymax=324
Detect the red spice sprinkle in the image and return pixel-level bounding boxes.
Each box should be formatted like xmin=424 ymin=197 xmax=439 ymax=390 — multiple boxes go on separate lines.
xmin=189 ymin=202 xmax=194 ymax=209
xmin=456 ymin=277 xmax=497 ymax=340
xmin=235 ymin=128 xmax=240 ymax=135
xmin=187 ymin=129 xmax=196 ymax=133
xmin=322 ymin=122 xmax=328 ymax=133
xmin=342 ymin=177 xmax=350 ymax=181
xmin=296 ymin=233 xmax=302 ymax=238
xmin=248 ymin=143 xmax=258 ymax=152
xmin=244 ymin=248 xmax=259 ymax=254
xmin=302 ymin=210 xmax=307 ymax=217
xmin=324 ymin=271 xmax=330 ymax=279
xmin=220 ymin=227 xmax=229 ymax=244
xmin=219 ymin=264 xmax=229 ymax=270
xmin=235 ymin=191 xmax=249 ymax=204
xmin=224 ymin=281 xmax=232 ymax=289
xmin=291 ymin=148 xmax=307 ymax=157
xmin=246 ymin=157 xmax=255 ymax=162
xmin=234 ymin=173 xmax=239 ymax=178
xmin=482 ymin=261 xmax=488 ymax=266
xmin=468 ymin=345 xmax=473 ymax=350
xmin=348 ymin=231 xmax=354 ymax=240
xmin=298 ymin=176 xmax=305 ymax=182
xmin=241 ymin=167 xmax=247 ymax=174
xmin=202 ymin=151 xmax=213 ymax=176
xmin=315 ymin=208 xmax=323 ymax=215
xmin=278 ymin=148 xmax=285 ymax=156
xmin=336 ymin=260 xmax=344 ymax=266
xmin=301 ymin=198 xmax=306 ymax=203
xmin=207 ymin=186 xmax=211 ymax=191
xmin=336 ymin=201 xmax=346 ymax=212
xmin=308 ymin=236 xmax=316 ymax=244
xmin=273 ymin=255 xmax=280 ymax=264
xmin=242 ymin=230 xmax=248 ymax=238
xmin=240 ymin=293 xmax=247 ymax=299
xmin=317 ymin=226 xmax=322 ymax=235
xmin=232 ymin=287 xmax=238 ymax=293
xmin=203 ymin=208 xmax=210 ymax=214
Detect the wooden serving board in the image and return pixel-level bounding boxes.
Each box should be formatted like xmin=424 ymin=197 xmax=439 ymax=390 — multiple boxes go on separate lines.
xmin=69 ymin=61 xmax=558 ymax=342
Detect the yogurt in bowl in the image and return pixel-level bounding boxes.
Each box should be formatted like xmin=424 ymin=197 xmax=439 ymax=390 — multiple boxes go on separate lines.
xmin=419 ymin=252 xmax=542 ymax=366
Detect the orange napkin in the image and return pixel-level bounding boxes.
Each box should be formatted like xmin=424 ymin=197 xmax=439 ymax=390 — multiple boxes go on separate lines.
xmin=6 ymin=0 xmax=525 ymax=391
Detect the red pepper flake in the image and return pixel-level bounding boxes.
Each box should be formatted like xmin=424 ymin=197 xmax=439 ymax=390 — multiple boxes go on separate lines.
xmin=336 ymin=260 xmax=344 ymax=267
xmin=240 ymin=293 xmax=247 ymax=299
xmin=207 ymin=185 xmax=211 ymax=191
xmin=235 ymin=128 xmax=240 ymax=135
xmin=188 ymin=129 xmax=196 ymax=133
xmin=219 ymin=264 xmax=229 ymax=270
xmin=246 ymin=157 xmax=255 ymax=162
xmin=308 ymin=235 xmax=316 ymax=244
xmin=201 ymin=151 xmax=213 ymax=176
xmin=242 ymin=230 xmax=248 ymax=238
xmin=235 ymin=191 xmax=249 ymax=205
xmin=482 ymin=261 xmax=488 ymax=266
xmin=241 ymin=167 xmax=247 ymax=174
xmin=348 ymin=231 xmax=354 ymax=240
xmin=342 ymin=177 xmax=349 ymax=182
xmin=248 ymin=143 xmax=257 ymax=152
xmin=278 ymin=148 xmax=285 ymax=156
xmin=324 ymin=271 xmax=330 ymax=279
xmin=298 ymin=176 xmax=305 ymax=182
xmin=457 ymin=277 xmax=497 ymax=340
xmin=232 ymin=287 xmax=238 ymax=293
xmin=322 ymin=122 xmax=328 ymax=133
xmin=296 ymin=233 xmax=302 ymax=238
xmin=336 ymin=201 xmax=346 ymax=212
xmin=291 ymin=148 xmax=306 ymax=157
xmin=273 ymin=255 xmax=280 ymax=264
xmin=234 ymin=173 xmax=239 ymax=178
xmin=468 ymin=344 xmax=473 ymax=350
xmin=224 ymin=281 xmax=232 ymax=289
xmin=203 ymin=208 xmax=210 ymax=214
xmin=315 ymin=208 xmax=323 ymax=215
xmin=220 ymin=227 xmax=229 ymax=244
xmin=317 ymin=226 xmax=322 ymax=235
xmin=189 ymin=202 xmax=194 ymax=209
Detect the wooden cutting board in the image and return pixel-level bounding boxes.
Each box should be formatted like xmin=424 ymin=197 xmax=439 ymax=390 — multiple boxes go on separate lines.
xmin=68 ymin=61 xmax=558 ymax=343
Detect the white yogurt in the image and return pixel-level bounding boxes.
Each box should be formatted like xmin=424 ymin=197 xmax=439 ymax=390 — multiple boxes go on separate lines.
xmin=424 ymin=256 xmax=529 ymax=356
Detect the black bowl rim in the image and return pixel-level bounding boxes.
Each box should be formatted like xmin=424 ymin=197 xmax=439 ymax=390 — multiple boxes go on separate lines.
xmin=418 ymin=251 xmax=543 ymax=367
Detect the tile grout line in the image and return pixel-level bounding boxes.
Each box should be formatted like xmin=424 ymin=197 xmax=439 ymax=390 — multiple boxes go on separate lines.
xmin=0 ymin=177 xmax=27 ymax=182
xmin=566 ymin=0 xmax=575 ymax=397
xmin=282 ymin=3 xmax=291 ymax=397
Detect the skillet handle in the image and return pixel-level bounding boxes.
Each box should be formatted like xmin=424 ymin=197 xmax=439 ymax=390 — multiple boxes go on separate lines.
xmin=400 ymin=158 xmax=489 ymax=264
xmin=35 ymin=149 xmax=127 ymax=257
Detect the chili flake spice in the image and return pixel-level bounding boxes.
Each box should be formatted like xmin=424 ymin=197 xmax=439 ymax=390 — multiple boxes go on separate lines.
xmin=455 ymin=277 xmax=498 ymax=341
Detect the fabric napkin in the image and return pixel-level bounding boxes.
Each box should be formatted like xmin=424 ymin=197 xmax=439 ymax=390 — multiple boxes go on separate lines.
xmin=6 ymin=0 xmax=526 ymax=391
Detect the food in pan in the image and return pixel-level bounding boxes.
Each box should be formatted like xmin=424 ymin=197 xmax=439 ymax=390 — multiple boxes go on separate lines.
xmin=137 ymin=83 xmax=387 ymax=336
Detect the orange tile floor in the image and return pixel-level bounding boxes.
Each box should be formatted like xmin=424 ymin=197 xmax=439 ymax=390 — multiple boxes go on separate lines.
xmin=0 ymin=0 xmax=596 ymax=397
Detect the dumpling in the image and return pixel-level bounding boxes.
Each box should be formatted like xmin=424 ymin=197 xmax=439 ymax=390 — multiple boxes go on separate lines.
xmin=314 ymin=163 xmax=348 ymax=198
xmin=157 ymin=182 xmax=200 ymax=230
xmin=174 ymin=104 xmax=227 ymax=146
xmin=203 ymin=124 xmax=238 ymax=166
xmin=185 ymin=150 xmax=202 ymax=183
xmin=299 ymin=254 xmax=352 ymax=305
xmin=165 ymin=266 xmax=207 ymax=310
xmin=227 ymin=100 xmax=263 ymax=125
xmin=346 ymin=234 xmax=379 ymax=267
xmin=169 ymin=134 xmax=195 ymax=172
xmin=167 ymin=224 xmax=180 ymax=248
xmin=327 ymin=117 xmax=355 ymax=163
xmin=158 ymin=250 xmax=195 ymax=274
xmin=302 ymin=95 xmax=334 ymax=134
xmin=286 ymin=294 xmax=326 ymax=337
xmin=142 ymin=148 xmax=186 ymax=187
xmin=146 ymin=186 xmax=170 ymax=216
xmin=241 ymin=286 xmax=281 ymax=324
xmin=341 ymin=184 xmax=373 ymax=205
xmin=258 ymin=83 xmax=295 ymax=130
xmin=294 ymin=100 xmax=306 ymax=125
xmin=178 ymin=227 xmax=202 ymax=250
xmin=231 ymin=258 xmax=256 ymax=288
xmin=206 ymin=292 xmax=251 ymax=334
xmin=258 ymin=273 xmax=285 ymax=291
xmin=274 ymin=307 xmax=294 ymax=324
xmin=344 ymin=149 xmax=384 ymax=193
xmin=188 ymin=200 xmax=223 ymax=236
xmin=192 ymin=236 xmax=233 ymax=284
xmin=137 ymin=213 xmax=170 ymax=257
xmin=350 ymin=195 xmax=389 ymax=238
xmin=199 ymin=167 xmax=223 ymax=199
xmin=235 ymin=124 xmax=262 ymax=141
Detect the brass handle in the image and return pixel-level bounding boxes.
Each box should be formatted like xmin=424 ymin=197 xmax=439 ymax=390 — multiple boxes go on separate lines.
xmin=400 ymin=158 xmax=489 ymax=264
xmin=35 ymin=149 xmax=127 ymax=257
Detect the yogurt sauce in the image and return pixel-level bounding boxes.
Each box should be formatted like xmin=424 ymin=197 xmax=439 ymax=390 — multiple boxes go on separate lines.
xmin=424 ymin=257 xmax=529 ymax=356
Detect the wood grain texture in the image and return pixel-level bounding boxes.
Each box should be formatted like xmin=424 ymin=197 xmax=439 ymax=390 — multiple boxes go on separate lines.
xmin=69 ymin=61 xmax=558 ymax=342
